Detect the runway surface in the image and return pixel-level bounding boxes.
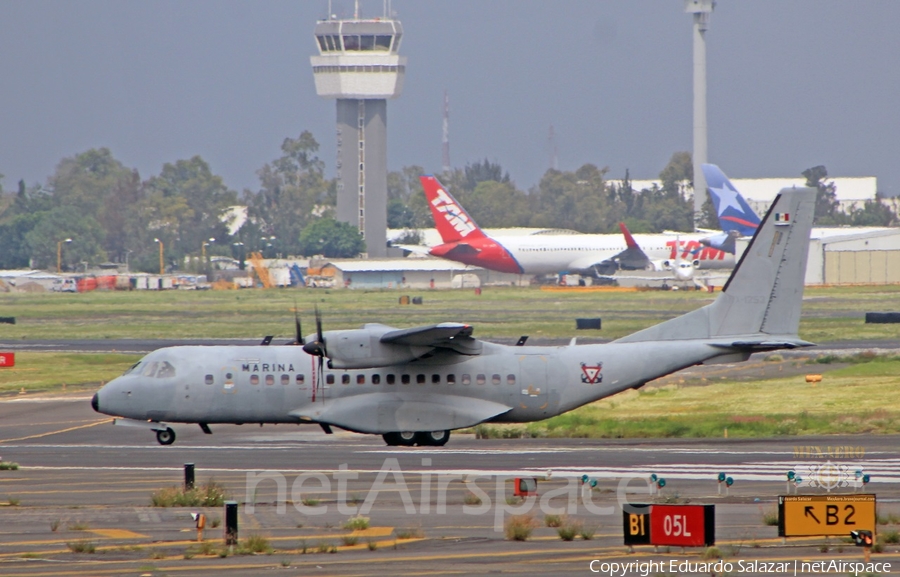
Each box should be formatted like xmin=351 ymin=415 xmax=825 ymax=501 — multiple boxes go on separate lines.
xmin=0 ymin=396 xmax=897 ymax=576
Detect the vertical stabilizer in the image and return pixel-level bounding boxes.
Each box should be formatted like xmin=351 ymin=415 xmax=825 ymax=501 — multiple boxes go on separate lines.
xmin=616 ymin=187 xmax=816 ymax=343
xmin=420 ymin=176 xmax=486 ymax=243
xmin=701 ymin=163 xmax=761 ymax=237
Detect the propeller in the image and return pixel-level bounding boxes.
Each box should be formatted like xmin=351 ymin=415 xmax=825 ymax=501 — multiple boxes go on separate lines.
xmin=302 ymin=305 xmax=327 ymax=357
xmin=301 ymin=305 xmax=327 ymax=402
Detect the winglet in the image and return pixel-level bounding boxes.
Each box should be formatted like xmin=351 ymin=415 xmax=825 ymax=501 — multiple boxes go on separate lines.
xmin=618 ymin=222 xmax=639 ymax=249
xmin=420 ymin=176 xmax=486 ymax=243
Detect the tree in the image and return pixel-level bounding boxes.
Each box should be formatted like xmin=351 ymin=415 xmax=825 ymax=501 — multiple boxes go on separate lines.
xmin=803 ymin=165 xmax=846 ymax=225
xmin=849 ymin=194 xmax=899 ymax=227
xmin=464 ymin=180 xmax=529 ymax=228
xmin=529 ymin=164 xmax=620 ymax=233
xmin=244 ymin=131 xmax=332 ymax=256
xmin=297 ymin=217 xmax=365 ymax=258
xmin=387 ymin=165 xmax=430 ymax=229
xmin=49 ymin=148 xmax=143 ymax=262
xmin=139 ymin=156 xmax=238 ymax=270
xmin=464 ymin=158 xmax=509 ymax=192
xmin=24 ymin=208 xmax=106 ymax=271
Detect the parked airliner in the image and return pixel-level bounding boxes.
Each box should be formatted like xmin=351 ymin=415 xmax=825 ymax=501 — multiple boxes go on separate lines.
xmin=409 ymin=176 xmax=736 ymax=277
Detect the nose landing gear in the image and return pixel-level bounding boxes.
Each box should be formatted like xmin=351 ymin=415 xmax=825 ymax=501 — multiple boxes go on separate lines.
xmin=155 ymin=427 xmax=176 ymax=445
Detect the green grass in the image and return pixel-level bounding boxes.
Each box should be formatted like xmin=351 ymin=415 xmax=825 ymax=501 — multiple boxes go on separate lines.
xmin=66 ymin=540 xmax=96 ymax=554
xmin=150 ymin=480 xmax=228 ymax=507
xmin=342 ymin=515 xmax=369 ymax=531
xmin=1 ymin=285 xmax=900 ymax=342
xmin=0 ymin=352 xmax=140 ymax=393
xmin=473 ymin=357 xmax=900 ymax=439
xmin=504 ymin=515 xmax=536 ymax=541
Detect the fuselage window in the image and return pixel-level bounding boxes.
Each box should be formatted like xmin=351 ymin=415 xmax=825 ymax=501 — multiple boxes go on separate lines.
xmin=461 ymin=374 xmax=471 ymax=385
xmin=296 ymin=374 xmax=305 ymax=385
xmin=507 ymin=374 xmax=516 ymax=385
xmin=372 ymin=374 xmax=381 ymax=385
xmin=476 ymin=374 xmax=486 ymax=385
xmin=265 ymin=374 xmax=274 ymax=386
xmin=342 ymin=374 xmax=350 ymax=385
xmin=386 ymin=374 xmax=395 ymax=385
xmin=281 ymin=374 xmax=290 ymax=385
xmin=492 ymin=374 xmax=501 ymax=385
xmin=205 ymin=374 xmax=214 ymax=385
xmin=250 ymin=375 xmax=260 ymax=385
xmin=357 ymin=374 xmax=366 ymax=385
xmin=157 ymin=361 xmax=176 ymax=378
xmin=447 ymin=374 xmax=456 ymax=384
xmin=432 ymin=374 xmax=441 ymax=384
xmin=326 ymin=374 xmax=335 ymax=385
xmin=142 ymin=361 xmax=159 ymax=378
xmin=225 ymin=372 xmax=234 ymax=384
xmin=401 ymin=374 xmax=410 ymax=385
xmin=416 ymin=374 xmax=426 ymax=384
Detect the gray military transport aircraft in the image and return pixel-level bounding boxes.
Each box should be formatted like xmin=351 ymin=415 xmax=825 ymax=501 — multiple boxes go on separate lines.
xmin=92 ymin=188 xmax=817 ymax=447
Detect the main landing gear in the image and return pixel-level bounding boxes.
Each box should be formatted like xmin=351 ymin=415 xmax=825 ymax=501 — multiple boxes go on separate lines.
xmin=155 ymin=427 xmax=176 ymax=445
xmin=382 ymin=430 xmax=450 ymax=447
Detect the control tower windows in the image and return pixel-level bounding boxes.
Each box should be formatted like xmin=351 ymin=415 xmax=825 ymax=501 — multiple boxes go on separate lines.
xmin=338 ymin=35 xmax=394 ymax=52
xmin=316 ymin=35 xmax=342 ymax=52
xmin=343 ymin=35 xmax=360 ymax=50
xmin=375 ymin=35 xmax=392 ymax=51
xmin=317 ymin=36 xmax=327 ymax=52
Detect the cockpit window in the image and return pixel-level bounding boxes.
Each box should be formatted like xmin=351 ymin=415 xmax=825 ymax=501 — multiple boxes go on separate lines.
xmin=142 ymin=361 xmax=159 ymax=378
xmin=124 ymin=362 xmax=142 ymax=375
xmin=157 ymin=361 xmax=176 ymax=378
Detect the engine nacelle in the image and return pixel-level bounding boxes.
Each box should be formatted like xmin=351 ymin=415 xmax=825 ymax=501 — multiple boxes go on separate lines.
xmin=306 ymin=328 xmax=430 ymax=370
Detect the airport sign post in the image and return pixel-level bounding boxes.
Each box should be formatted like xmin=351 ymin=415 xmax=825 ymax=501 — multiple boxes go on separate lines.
xmin=623 ymin=504 xmax=651 ymax=546
xmin=778 ymin=495 xmax=876 ymax=537
xmin=623 ymin=504 xmax=714 ymax=548
xmin=0 ymin=353 xmax=14 ymax=367
xmin=650 ymin=504 xmax=715 ymax=547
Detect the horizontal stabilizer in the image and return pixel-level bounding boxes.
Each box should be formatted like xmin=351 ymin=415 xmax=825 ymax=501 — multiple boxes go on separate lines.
xmin=710 ymin=339 xmax=815 ymax=351
xmin=290 ymin=393 xmax=512 ymax=434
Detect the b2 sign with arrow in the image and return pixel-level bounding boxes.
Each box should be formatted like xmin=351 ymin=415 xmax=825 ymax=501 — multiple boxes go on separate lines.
xmin=778 ymin=494 xmax=876 ymax=537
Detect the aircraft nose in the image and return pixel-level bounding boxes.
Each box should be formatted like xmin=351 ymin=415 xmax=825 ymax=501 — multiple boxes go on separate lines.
xmin=91 ymin=392 xmax=99 ymax=413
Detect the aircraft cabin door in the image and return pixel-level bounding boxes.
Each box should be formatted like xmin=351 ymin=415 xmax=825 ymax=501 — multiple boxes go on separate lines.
xmin=517 ymin=355 xmax=550 ymax=417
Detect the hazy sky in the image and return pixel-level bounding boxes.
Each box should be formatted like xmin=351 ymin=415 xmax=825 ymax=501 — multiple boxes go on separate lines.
xmin=2 ymin=1 xmax=899 ymax=197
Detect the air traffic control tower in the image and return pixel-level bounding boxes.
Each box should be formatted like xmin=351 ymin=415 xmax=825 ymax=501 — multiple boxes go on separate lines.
xmin=310 ymin=12 xmax=405 ymax=257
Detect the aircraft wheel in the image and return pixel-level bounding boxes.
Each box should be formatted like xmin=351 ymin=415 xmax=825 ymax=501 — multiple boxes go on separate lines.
xmin=397 ymin=431 xmax=417 ymax=446
xmin=416 ymin=430 xmax=449 ymax=446
xmin=382 ymin=431 xmax=416 ymax=446
xmin=155 ymin=428 xmax=176 ymax=445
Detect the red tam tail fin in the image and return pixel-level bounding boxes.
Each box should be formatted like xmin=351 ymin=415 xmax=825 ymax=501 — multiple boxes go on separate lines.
xmin=420 ymin=175 xmax=486 ymax=243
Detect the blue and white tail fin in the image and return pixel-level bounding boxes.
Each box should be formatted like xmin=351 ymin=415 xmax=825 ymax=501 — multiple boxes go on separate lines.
xmin=701 ymin=164 xmax=761 ymax=237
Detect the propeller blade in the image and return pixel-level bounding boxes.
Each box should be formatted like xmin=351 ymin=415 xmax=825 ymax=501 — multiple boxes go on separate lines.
xmin=314 ymin=305 xmax=326 ymax=356
xmin=293 ymin=300 xmax=304 ymax=345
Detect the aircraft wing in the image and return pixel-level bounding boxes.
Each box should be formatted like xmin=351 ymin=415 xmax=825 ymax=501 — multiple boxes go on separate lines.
xmin=394 ymin=244 xmax=432 ymax=255
xmin=382 ymin=322 xmax=481 ymax=355
xmin=289 ymin=392 xmax=512 ymax=434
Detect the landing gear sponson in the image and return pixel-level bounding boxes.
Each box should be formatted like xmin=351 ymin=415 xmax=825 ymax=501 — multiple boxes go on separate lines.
xmin=382 ymin=430 xmax=449 ymax=447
